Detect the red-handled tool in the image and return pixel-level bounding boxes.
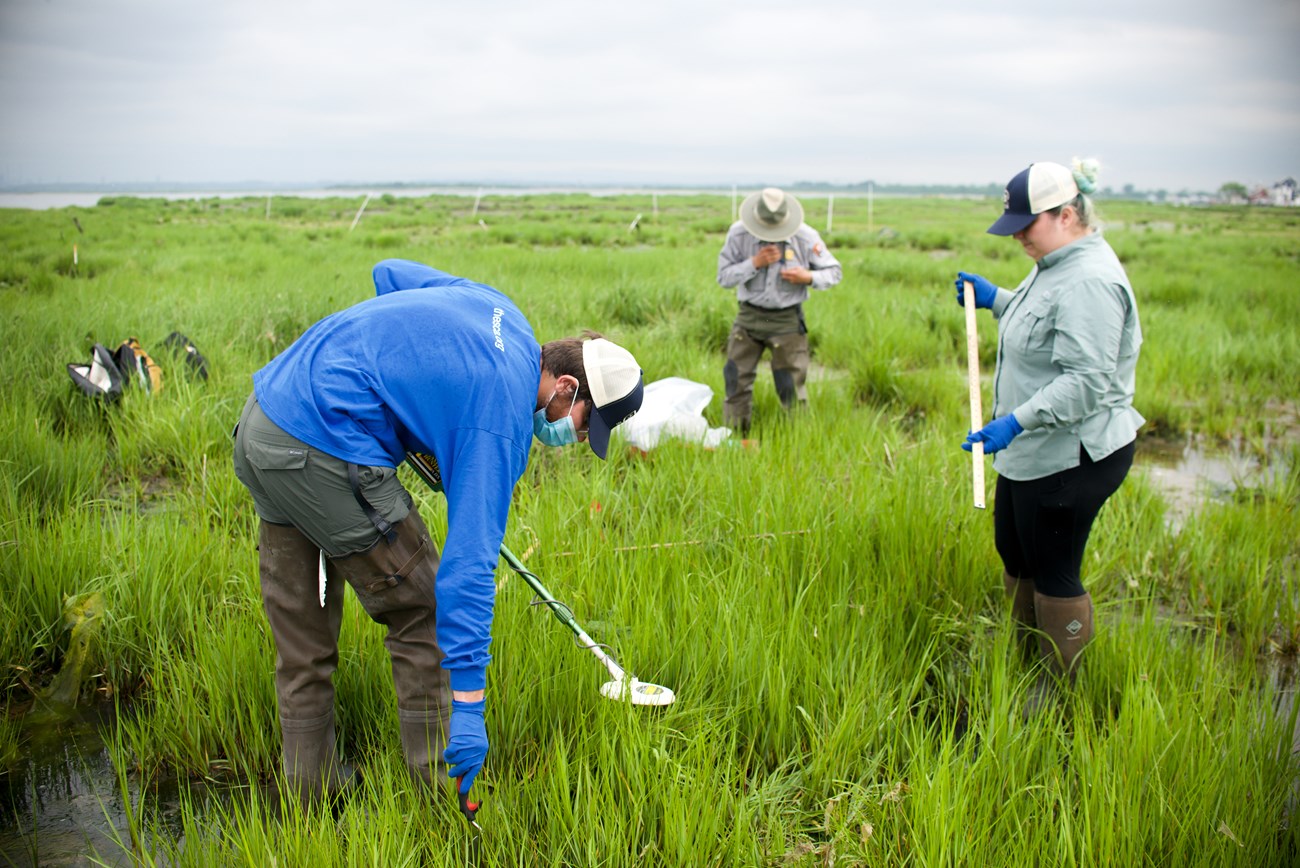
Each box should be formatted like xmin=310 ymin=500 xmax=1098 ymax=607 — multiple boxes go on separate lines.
xmin=456 ymin=776 xmax=482 ymax=832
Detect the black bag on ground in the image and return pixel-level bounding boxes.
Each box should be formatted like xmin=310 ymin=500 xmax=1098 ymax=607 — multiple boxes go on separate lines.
xmin=67 ymin=344 xmax=124 ymax=401
xmin=161 ymin=331 xmax=209 ymax=380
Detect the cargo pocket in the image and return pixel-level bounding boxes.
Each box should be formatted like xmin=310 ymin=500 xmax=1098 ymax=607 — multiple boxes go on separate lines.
xmin=244 ymin=438 xmax=309 ymax=472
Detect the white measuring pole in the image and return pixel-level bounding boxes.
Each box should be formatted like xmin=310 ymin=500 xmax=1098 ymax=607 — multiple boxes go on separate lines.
xmin=349 ymin=193 xmax=372 ymax=232
xmin=963 ymin=280 xmax=986 ymax=509
xmin=472 ymin=186 xmax=483 ymax=217
xmin=868 ymin=182 xmax=874 ymax=233
xmin=826 ymin=193 xmax=834 ymax=233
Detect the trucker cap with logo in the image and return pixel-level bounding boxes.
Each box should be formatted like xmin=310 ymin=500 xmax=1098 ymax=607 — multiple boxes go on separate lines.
xmin=582 ymin=338 xmax=643 ymax=459
xmin=987 ymin=162 xmax=1080 ymax=236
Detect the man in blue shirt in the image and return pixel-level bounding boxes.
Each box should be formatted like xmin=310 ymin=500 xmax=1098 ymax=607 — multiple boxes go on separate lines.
xmin=232 ymin=259 xmax=643 ymax=808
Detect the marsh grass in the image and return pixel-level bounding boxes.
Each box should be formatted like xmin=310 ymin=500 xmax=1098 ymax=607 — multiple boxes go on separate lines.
xmin=1 ymin=192 xmax=1297 ymax=865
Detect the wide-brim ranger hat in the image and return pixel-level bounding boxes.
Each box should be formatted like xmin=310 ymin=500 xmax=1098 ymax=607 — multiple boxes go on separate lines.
xmin=739 ymin=187 xmax=804 ymax=242
xmin=582 ymin=338 xmax=644 ymax=459
xmin=987 ymin=162 xmax=1080 ymax=236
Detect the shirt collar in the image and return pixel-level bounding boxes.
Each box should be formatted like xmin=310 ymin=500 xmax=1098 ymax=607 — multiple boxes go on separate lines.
xmin=1039 ymin=230 xmax=1101 ymax=269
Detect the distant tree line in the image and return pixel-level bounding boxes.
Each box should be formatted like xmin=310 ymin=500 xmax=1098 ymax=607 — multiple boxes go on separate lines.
xmin=787 ymin=180 xmax=1204 ymax=200
xmin=789 ymin=178 xmax=1297 ymax=205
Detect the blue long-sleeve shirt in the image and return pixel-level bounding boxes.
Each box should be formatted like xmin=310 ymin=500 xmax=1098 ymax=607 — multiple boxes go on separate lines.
xmin=253 ymin=259 xmax=541 ymax=691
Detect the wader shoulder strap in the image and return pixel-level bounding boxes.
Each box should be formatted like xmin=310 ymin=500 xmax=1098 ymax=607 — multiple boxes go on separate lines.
xmin=347 ymin=463 xmax=397 ymax=544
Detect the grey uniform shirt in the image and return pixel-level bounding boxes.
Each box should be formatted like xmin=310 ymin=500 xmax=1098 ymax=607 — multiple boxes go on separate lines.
xmin=989 ymin=231 xmax=1144 ymax=481
xmin=717 ymin=222 xmax=843 ymax=309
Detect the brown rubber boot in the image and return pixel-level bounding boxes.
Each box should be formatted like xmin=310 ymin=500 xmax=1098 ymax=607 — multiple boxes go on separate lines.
xmin=1023 ymin=591 xmax=1094 ymax=718
xmin=1004 ymin=571 xmax=1037 ymax=661
xmin=399 ymin=706 xmax=451 ymax=790
xmin=1034 ymin=591 xmax=1095 ymax=679
xmin=1024 ymin=591 xmax=1094 ymax=718
xmin=281 ymin=709 xmax=353 ymax=806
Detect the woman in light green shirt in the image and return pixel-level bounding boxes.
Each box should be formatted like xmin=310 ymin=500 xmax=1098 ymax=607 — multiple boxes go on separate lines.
xmin=955 ymin=159 xmax=1143 ymax=694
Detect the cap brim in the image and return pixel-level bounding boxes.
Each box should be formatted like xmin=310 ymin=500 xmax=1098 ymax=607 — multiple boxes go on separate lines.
xmin=986 ymin=210 xmax=1037 ymax=236
xmin=586 ymin=409 xmax=612 ymax=459
xmin=586 ymin=375 xmax=644 ymax=460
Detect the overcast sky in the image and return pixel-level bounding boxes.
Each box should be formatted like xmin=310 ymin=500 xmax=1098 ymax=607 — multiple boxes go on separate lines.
xmin=1 ymin=0 xmax=1296 ymax=191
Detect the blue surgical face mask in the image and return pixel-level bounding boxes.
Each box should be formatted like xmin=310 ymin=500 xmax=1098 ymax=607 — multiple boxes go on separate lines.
xmin=532 ymin=389 xmax=579 ymax=447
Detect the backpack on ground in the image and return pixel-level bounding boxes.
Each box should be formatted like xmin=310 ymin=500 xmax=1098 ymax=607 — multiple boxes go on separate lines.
xmin=112 ymin=337 xmax=163 ymax=393
xmin=67 ymin=343 xmax=125 ymax=401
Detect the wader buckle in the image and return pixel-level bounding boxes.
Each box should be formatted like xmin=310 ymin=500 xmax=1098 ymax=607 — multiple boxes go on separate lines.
xmin=365 ymin=574 xmax=404 ymax=593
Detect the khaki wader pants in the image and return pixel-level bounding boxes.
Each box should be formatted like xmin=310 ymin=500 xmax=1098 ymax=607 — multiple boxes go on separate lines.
xmin=722 ymin=302 xmax=810 ymax=430
xmin=232 ymin=394 xmax=450 ymax=801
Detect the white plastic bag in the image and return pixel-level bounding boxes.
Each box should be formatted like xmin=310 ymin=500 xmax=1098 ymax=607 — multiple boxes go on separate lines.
xmin=619 ymin=377 xmax=732 ymax=451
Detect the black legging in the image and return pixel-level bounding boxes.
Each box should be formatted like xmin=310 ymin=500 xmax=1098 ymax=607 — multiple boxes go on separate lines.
xmin=994 ymin=441 xmax=1135 ymax=598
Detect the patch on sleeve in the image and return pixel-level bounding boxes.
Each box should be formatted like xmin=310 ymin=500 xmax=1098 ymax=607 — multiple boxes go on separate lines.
xmin=813 ymin=242 xmax=823 ymax=255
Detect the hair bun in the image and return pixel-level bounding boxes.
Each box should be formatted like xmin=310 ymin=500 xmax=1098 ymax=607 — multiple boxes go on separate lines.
xmin=1071 ymin=157 xmax=1101 ymax=194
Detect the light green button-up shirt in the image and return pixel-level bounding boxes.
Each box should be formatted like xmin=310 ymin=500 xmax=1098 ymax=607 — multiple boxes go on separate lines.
xmin=989 ymin=231 xmax=1144 ymax=481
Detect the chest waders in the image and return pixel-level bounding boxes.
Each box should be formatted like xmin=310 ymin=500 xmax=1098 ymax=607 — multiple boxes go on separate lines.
xmin=335 ymin=461 xmax=451 ymax=786
xmin=723 ymin=302 xmax=810 ymax=431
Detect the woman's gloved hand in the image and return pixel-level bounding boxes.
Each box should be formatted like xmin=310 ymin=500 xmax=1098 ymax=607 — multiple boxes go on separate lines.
xmin=955 ymin=271 xmax=998 ymax=309
xmin=962 ymin=413 xmax=1024 ymax=453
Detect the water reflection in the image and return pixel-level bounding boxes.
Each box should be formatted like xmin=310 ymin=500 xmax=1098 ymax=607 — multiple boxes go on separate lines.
xmin=1135 ymin=432 xmax=1292 ymax=531
xmin=0 ymin=702 xmax=205 ymax=867
xmin=1 ymin=703 xmax=133 ymax=866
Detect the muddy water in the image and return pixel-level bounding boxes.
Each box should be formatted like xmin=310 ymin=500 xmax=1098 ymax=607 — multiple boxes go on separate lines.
xmin=1135 ymin=433 xmax=1292 ymax=532
xmin=1 ymin=703 xmax=137 ymax=866
xmin=0 ymin=702 xmax=214 ymax=867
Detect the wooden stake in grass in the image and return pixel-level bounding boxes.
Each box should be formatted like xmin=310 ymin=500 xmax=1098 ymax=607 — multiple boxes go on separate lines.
xmin=349 ymin=193 xmax=372 ymax=232
xmin=963 ymin=280 xmax=986 ymax=509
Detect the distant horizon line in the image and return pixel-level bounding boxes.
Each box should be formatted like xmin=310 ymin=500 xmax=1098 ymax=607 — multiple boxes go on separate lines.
xmin=0 ymin=177 xmax=1228 ymax=196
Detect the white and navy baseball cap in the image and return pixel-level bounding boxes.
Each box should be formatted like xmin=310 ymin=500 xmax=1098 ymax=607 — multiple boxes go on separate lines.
xmin=987 ymin=162 xmax=1080 ymax=236
xmin=582 ymin=338 xmax=643 ymax=459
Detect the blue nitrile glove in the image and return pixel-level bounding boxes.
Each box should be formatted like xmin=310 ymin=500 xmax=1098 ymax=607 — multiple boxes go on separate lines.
xmin=955 ymin=271 xmax=997 ymax=309
xmin=444 ymin=699 xmax=488 ymax=794
xmin=962 ymin=413 xmax=1024 ymax=454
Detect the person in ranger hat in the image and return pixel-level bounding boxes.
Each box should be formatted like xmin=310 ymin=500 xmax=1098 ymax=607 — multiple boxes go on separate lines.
xmin=953 ymin=159 xmax=1143 ymax=707
xmin=717 ymin=187 xmax=842 ymax=433
xmin=231 ymin=258 xmax=643 ymax=809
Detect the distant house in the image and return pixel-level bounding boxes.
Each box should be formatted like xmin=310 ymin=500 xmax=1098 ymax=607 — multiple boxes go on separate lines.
xmin=1272 ymin=178 xmax=1296 ymax=206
